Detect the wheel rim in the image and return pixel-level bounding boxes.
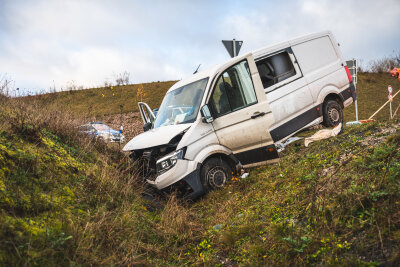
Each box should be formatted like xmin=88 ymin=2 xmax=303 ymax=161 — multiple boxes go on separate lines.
xmin=328 ymin=107 xmax=340 ymax=123
xmin=207 ymin=166 xmax=227 ymax=188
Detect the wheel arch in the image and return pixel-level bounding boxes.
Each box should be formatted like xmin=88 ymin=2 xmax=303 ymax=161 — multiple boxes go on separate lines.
xmin=202 ymin=153 xmax=237 ymax=173
xmin=317 ymin=85 xmax=344 ymax=108
xmin=323 ymin=93 xmax=344 ymax=108
xmin=193 ymin=144 xmax=238 ymax=173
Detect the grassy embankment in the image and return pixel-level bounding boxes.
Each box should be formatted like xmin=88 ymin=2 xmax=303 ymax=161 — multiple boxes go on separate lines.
xmin=26 ymin=73 xmax=400 ymax=124
xmin=0 ymin=73 xmax=399 ymax=265
xmin=344 ymin=72 xmax=400 ymax=122
xmin=26 ymin=80 xmax=177 ymax=118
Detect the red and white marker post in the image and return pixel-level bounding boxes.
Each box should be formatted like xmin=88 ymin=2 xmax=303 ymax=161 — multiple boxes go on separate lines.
xmin=388 ymin=85 xmax=393 ymax=119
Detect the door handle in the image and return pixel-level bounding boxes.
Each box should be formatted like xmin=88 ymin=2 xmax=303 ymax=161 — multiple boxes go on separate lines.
xmin=251 ymin=112 xmax=266 ymax=119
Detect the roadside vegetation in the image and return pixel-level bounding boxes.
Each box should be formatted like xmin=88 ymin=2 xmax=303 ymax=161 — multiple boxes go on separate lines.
xmin=19 ymin=72 xmax=399 ymax=124
xmin=344 ymin=72 xmax=399 ymax=122
xmin=22 ymin=81 xmax=177 ymax=118
xmin=0 ymin=71 xmax=400 ymax=265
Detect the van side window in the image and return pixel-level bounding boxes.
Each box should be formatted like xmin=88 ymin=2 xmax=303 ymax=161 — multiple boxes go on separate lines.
xmin=211 ymin=60 xmax=257 ymax=117
xmin=256 ymin=51 xmax=296 ymax=89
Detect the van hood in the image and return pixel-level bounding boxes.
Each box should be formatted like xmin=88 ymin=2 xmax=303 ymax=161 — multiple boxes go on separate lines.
xmin=122 ymin=123 xmax=192 ymax=151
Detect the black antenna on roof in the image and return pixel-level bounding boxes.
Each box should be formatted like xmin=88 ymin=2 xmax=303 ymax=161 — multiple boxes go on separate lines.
xmin=193 ymin=64 xmax=201 ymax=74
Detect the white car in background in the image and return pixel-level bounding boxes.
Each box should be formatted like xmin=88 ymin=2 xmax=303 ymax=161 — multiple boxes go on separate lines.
xmin=79 ymin=122 xmax=125 ymax=143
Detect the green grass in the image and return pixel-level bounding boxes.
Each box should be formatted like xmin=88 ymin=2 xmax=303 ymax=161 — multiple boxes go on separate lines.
xmin=2 ymin=73 xmax=400 ymax=265
xmin=344 ymin=72 xmax=400 ymax=122
xmin=23 ymin=73 xmax=400 ymax=124
xmin=182 ymin=121 xmax=400 ymax=265
xmin=24 ymin=80 xmax=177 ymax=117
xmin=1 ymin=99 xmax=400 ymax=266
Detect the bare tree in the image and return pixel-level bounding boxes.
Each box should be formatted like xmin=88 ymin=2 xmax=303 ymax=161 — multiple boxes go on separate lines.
xmin=115 ymin=71 xmax=130 ymax=86
xmin=0 ymin=74 xmax=14 ymax=97
xmin=368 ymin=50 xmax=400 ymax=73
xmin=356 ymin=59 xmax=365 ymax=73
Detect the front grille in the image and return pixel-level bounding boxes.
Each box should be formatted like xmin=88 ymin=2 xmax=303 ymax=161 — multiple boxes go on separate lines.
xmin=141 ymin=151 xmax=157 ymax=177
xmin=143 ymin=151 xmax=152 ymax=160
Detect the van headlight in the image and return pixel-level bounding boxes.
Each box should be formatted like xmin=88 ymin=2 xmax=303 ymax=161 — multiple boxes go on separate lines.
xmin=156 ymin=148 xmax=185 ymax=175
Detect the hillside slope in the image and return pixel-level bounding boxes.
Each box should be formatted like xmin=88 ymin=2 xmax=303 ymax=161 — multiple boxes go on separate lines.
xmin=20 ymin=73 xmax=400 ymax=144
xmin=1 ymin=95 xmax=400 ymax=265
xmin=25 ymin=80 xmax=177 ymax=117
xmin=344 ymin=73 xmax=400 ymax=122
xmin=23 ymin=73 xmax=400 ymax=124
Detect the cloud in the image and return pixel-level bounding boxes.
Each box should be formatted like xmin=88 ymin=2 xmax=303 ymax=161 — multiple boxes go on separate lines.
xmin=0 ymin=0 xmax=399 ymax=94
xmin=222 ymin=0 xmax=400 ymax=62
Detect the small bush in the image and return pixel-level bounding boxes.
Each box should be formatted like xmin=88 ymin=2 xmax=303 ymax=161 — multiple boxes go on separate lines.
xmin=367 ymin=51 xmax=400 ymax=73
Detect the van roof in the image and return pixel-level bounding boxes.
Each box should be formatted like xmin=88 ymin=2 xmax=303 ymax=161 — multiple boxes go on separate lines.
xmin=167 ymin=30 xmax=333 ymax=93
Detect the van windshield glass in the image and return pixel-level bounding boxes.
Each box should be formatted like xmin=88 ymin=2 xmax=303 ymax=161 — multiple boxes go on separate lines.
xmin=153 ymin=78 xmax=208 ymax=128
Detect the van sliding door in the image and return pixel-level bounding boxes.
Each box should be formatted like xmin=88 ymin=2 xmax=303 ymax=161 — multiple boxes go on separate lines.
xmin=256 ymin=49 xmax=314 ymax=142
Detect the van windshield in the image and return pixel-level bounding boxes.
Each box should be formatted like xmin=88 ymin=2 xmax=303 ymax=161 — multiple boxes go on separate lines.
xmin=153 ymin=78 xmax=208 ymax=128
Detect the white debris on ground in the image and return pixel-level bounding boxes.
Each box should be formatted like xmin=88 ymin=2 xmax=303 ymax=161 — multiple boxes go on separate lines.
xmin=304 ymin=123 xmax=343 ymax=147
xmin=241 ymin=173 xmax=249 ymax=179
xmin=275 ymin=136 xmax=304 ymax=152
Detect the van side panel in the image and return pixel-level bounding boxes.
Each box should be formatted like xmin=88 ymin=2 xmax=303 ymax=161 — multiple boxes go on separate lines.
xmin=314 ymin=69 xmax=349 ymax=104
xmin=265 ymin=33 xmax=351 ymax=142
xmin=291 ymin=36 xmax=339 ymax=75
xmin=292 ymin=35 xmax=349 ymax=107
xmin=266 ymin=78 xmax=314 ymax=129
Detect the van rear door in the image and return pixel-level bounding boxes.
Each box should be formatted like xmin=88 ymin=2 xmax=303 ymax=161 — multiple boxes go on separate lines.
xmin=208 ymin=54 xmax=278 ymax=167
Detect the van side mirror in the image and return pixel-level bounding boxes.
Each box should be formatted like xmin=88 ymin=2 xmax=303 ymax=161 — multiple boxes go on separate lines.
xmin=143 ymin=122 xmax=152 ymax=132
xmin=200 ymin=105 xmax=214 ymax=123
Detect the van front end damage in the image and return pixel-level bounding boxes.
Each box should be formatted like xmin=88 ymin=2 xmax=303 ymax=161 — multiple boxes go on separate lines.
xmin=126 ymin=129 xmax=205 ymax=199
xmin=153 ymin=157 xmax=204 ymax=199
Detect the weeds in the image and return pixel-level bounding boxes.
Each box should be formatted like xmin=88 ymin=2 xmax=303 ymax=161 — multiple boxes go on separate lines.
xmin=1 ymin=84 xmax=400 ymax=265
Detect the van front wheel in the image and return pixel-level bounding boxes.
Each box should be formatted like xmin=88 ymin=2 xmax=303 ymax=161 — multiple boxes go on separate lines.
xmin=200 ymin=158 xmax=232 ymax=193
xmin=323 ymin=100 xmax=343 ymax=127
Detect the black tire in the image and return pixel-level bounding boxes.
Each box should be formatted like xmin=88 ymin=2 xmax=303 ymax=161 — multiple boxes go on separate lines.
xmin=322 ymin=100 xmax=343 ymax=127
xmin=200 ymin=158 xmax=232 ymax=193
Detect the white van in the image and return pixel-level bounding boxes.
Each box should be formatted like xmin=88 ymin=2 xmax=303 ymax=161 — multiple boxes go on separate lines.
xmin=123 ymin=31 xmax=356 ymax=198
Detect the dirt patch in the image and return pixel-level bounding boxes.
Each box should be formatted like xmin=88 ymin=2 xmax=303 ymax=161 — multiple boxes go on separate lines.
xmin=360 ymin=126 xmax=398 ymax=146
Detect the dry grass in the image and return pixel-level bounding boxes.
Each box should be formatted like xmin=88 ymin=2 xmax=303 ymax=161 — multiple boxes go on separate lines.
xmin=344 ymin=72 xmax=400 ymax=122
xmin=2 ymin=73 xmax=400 ymax=265
xmin=0 ymin=95 xmax=207 ymax=265
xmin=22 ymin=80 xmax=177 ymax=118
xmin=159 ymin=195 xmax=201 ymax=237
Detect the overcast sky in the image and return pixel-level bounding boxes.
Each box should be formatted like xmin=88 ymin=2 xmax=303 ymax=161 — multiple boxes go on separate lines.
xmin=1 ymin=0 xmax=399 ymax=94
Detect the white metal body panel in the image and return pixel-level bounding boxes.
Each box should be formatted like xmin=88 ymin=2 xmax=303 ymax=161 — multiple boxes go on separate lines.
xmin=209 ymin=54 xmax=275 ymax=154
xmin=179 ymin=120 xmax=220 ymax=160
xmin=148 ymin=159 xmax=198 ymax=189
xmin=266 ymin=77 xmax=313 ymax=130
xmin=291 ymin=36 xmax=339 ymax=75
xmin=122 ymin=123 xmax=192 ymax=151
xmin=250 ymin=30 xmax=351 ymax=142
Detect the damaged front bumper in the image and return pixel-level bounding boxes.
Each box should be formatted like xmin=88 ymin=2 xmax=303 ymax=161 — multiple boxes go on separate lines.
xmin=147 ymin=159 xmax=204 ymax=199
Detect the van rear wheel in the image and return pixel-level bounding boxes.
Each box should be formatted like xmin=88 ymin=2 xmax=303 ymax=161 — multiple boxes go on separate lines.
xmin=200 ymin=158 xmax=232 ymax=193
xmin=323 ymin=100 xmax=343 ymax=127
